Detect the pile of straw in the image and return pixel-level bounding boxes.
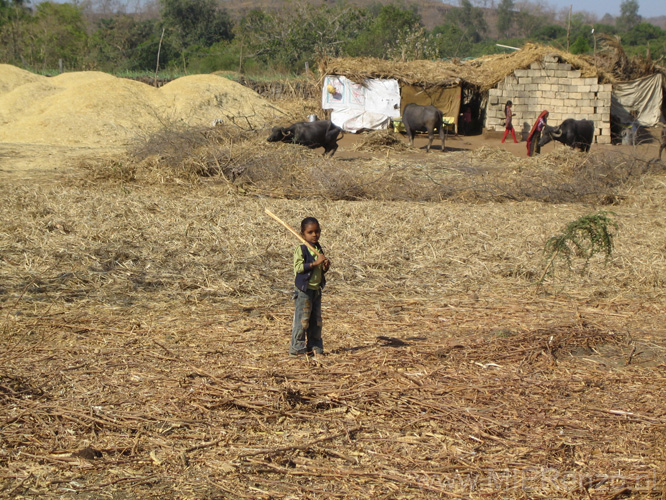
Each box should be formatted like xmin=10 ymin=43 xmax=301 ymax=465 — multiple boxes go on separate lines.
xmin=0 ymin=65 xmax=285 ymax=147
xmin=350 ymin=129 xmax=411 ymax=153
xmin=1 ymin=68 xmax=666 ymax=498
xmin=1 ymin=158 xmax=665 ymax=497
xmin=111 ymin=124 xmax=658 ymax=205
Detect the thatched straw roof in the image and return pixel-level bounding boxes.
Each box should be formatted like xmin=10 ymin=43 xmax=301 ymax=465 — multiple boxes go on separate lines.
xmin=593 ymin=33 xmax=666 ymax=82
xmin=319 ymin=43 xmax=612 ymax=92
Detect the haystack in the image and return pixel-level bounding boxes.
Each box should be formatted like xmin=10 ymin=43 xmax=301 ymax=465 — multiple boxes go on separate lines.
xmin=0 ymin=64 xmax=45 ymax=94
xmin=0 ymin=66 xmax=284 ymax=147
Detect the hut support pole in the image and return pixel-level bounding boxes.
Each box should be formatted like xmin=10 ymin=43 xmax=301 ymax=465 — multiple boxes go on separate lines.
xmin=566 ymin=5 xmax=572 ymax=51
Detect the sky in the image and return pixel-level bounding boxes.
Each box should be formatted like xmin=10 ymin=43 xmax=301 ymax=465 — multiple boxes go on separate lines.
xmin=524 ymin=0 xmax=663 ymax=19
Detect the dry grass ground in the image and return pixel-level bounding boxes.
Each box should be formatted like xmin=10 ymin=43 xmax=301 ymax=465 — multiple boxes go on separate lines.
xmin=2 ymin=118 xmax=666 ymax=498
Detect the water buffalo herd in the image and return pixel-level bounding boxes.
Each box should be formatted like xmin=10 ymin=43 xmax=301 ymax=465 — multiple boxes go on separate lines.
xmin=267 ymin=107 xmax=665 ymax=158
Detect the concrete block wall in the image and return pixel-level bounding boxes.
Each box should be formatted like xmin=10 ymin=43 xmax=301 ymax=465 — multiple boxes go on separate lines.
xmin=485 ymin=54 xmax=611 ymax=144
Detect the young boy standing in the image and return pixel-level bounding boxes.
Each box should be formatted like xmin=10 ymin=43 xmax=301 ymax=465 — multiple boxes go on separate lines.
xmin=290 ymin=217 xmax=330 ymax=356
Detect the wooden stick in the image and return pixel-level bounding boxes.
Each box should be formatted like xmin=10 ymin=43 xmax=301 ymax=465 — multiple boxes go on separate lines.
xmin=237 ymin=425 xmax=361 ymax=458
xmin=264 ymin=209 xmax=322 ymax=256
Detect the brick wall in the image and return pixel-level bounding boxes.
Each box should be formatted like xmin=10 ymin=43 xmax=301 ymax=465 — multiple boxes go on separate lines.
xmin=485 ymin=54 xmax=611 ymax=144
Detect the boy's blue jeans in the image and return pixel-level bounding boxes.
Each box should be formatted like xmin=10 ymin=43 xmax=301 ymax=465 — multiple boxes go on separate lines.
xmin=290 ymin=288 xmax=323 ymax=355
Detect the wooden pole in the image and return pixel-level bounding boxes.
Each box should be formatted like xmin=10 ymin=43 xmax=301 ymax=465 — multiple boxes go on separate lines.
xmin=264 ymin=209 xmax=322 ymax=256
xmin=593 ymin=31 xmax=597 ymax=71
xmin=566 ymin=5 xmax=572 ymax=52
xmin=239 ymin=40 xmax=243 ymax=74
xmin=155 ymin=27 xmax=165 ymax=87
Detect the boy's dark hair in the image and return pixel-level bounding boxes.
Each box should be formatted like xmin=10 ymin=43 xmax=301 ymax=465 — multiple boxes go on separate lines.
xmin=300 ymin=217 xmax=320 ymax=233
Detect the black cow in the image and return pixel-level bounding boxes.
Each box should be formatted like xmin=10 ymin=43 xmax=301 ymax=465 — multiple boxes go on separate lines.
xmin=538 ymin=118 xmax=594 ymax=152
xmin=402 ymin=103 xmax=445 ymax=153
xmin=267 ymin=120 xmax=343 ymax=157
xmin=659 ymin=126 xmax=666 ymax=161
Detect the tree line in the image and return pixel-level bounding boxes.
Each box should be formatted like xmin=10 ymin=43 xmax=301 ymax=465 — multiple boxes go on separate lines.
xmin=0 ymin=0 xmax=663 ymax=76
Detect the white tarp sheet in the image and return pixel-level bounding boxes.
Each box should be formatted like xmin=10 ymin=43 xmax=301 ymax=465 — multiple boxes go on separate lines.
xmin=322 ymin=75 xmax=400 ymax=132
xmin=329 ymin=110 xmax=392 ymax=133
xmin=611 ymin=73 xmax=664 ymax=126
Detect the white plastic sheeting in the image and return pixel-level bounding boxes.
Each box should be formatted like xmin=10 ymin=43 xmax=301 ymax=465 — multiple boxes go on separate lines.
xmin=611 ymin=73 xmax=664 ymax=126
xmin=322 ymin=76 xmax=400 ymax=133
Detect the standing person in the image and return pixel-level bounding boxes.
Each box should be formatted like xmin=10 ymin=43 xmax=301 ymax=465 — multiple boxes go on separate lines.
xmin=501 ymin=100 xmax=518 ymax=143
xmin=527 ymin=110 xmax=549 ymax=157
xmin=290 ymin=217 xmax=330 ymax=357
xmin=459 ymin=106 xmax=472 ymax=136
xmin=629 ymin=110 xmax=640 ymax=146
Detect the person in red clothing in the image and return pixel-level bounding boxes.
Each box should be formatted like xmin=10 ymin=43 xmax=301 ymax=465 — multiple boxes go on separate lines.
xmin=526 ymin=110 xmax=549 ymax=157
xmin=501 ymin=100 xmax=518 ymax=143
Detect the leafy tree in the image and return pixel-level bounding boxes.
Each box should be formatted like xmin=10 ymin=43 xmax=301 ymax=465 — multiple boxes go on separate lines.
xmin=131 ymin=31 xmax=180 ymax=71
xmin=388 ymin=26 xmax=441 ymax=61
xmin=89 ymin=15 xmax=160 ymax=71
xmin=1 ymin=0 xmax=27 ymax=25
xmin=345 ymin=4 xmax=422 ymax=58
xmin=496 ymin=0 xmax=515 ymax=38
xmin=446 ymin=0 xmax=487 ymax=44
xmin=431 ymin=22 xmax=474 ymax=58
xmin=21 ymin=2 xmax=88 ymax=69
xmin=532 ymin=24 xmax=566 ymax=42
xmin=281 ymin=1 xmax=365 ymax=67
xmin=617 ymin=0 xmax=641 ymax=32
xmin=622 ymin=22 xmax=663 ymax=46
xmin=227 ymin=3 xmax=366 ymax=74
xmin=592 ymin=23 xmax=618 ymax=36
xmin=567 ymin=13 xmax=593 ymax=46
xmin=0 ymin=0 xmax=32 ymax=64
xmin=160 ymin=0 xmax=232 ymax=51
xmin=233 ymin=8 xmax=279 ymax=67
xmin=186 ymin=40 xmax=243 ymax=74
xmin=570 ymin=34 xmax=591 ymax=54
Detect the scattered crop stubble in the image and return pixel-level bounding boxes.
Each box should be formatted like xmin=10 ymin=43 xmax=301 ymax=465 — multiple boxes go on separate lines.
xmin=1 ymin=126 xmax=666 ymax=498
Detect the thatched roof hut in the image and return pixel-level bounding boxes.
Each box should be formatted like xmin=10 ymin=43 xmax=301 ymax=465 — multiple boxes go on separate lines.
xmin=318 ymin=42 xmax=663 ymax=138
xmin=318 ymin=43 xmax=608 ymax=92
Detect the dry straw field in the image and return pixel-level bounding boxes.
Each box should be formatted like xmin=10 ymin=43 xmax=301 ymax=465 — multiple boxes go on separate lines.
xmin=1 ymin=65 xmax=666 ymax=499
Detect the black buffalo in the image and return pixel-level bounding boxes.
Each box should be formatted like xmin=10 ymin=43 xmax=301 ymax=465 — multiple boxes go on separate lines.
xmin=538 ymin=118 xmax=594 ymax=152
xmin=267 ymin=120 xmax=343 ymax=157
xmin=402 ymin=103 xmax=445 ymax=153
